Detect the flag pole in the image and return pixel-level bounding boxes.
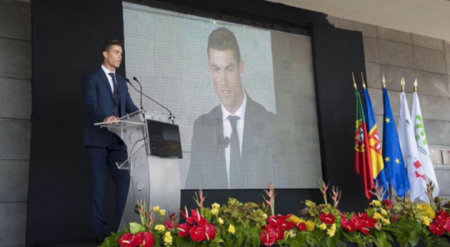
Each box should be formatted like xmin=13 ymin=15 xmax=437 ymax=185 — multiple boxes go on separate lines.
xmin=361 ymin=72 xmax=366 ymax=89
xmin=352 ymin=71 xmax=357 ymax=89
xmin=414 ymin=78 xmax=418 ymax=92
xmin=400 ymin=77 xmax=405 ymax=92
xmin=400 ymin=77 xmax=407 ymax=203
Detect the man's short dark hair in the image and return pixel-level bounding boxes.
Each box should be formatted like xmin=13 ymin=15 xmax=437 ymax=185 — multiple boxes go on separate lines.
xmin=207 ymin=27 xmax=241 ymax=63
xmin=102 ymin=40 xmax=122 ymax=53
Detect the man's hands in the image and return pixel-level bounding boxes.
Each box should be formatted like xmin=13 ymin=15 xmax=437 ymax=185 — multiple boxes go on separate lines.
xmin=103 ymin=116 xmax=120 ymax=126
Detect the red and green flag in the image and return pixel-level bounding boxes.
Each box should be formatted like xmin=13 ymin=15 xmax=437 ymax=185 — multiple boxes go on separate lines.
xmin=354 ymin=88 xmax=374 ymax=200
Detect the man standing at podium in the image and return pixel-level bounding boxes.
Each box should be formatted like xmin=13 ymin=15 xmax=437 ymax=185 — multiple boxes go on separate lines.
xmin=82 ymin=40 xmax=138 ymax=244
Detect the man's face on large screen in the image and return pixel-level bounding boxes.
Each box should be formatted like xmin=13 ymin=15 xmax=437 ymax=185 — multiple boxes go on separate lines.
xmin=208 ymin=48 xmax=245 ymax=114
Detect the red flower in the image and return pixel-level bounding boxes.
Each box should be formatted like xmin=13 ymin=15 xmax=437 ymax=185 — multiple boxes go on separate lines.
xmin=260 ymin=226 xmax=276 ymax=247
xmin=204 ymin=223 xmax=216 ymax=241
xmin=319 ymin=213 xmax=335 ymax=225
xmin=382 ymin=199 xmax=394 ymax=210
xmin=189 ymin=225 xmax=206 ymax=242
xmin=359 ymin=227 xmax=371 ymax=235
xmin=274 ymin=226 xmax=284 ymax=241
xmin=130 ymin=233 xmax=143 ymax=247
xmin=341 ymin=218 xmax=356 ymax=232
xmin=164 ymin=220 xmax=175 ymax=230
xmin=430 ymin=223 xmax=445 ymax=236
xmin=118 ymin=233 xmax=134 ymax=247
xmin=191 ymin=209 xmax=207 ymax=226
xmin=135 ymin=232 xmax=154 ymax=247
xmin=177 ymin=223 xmax=191 ymax=238
xmin=267 ymin=214 xmax=294 ymax=230
xmin=391 ymin=214 xmax=398 ymax=222
xmin=296 ymin=222 xmax=306 ymax=232
xmin=349 ymin=213 xmax=376 ymax=235
xmin=180 ymin=210 xmax=194 ymax=225
xmin=443 ymin=220 xmax=450 ymax=233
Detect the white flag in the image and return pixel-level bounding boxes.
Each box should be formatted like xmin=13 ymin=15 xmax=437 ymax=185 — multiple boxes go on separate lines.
xmin=398 ymin=92 xmax=427 ymax=202
xmin=412 ymin=90 xmax=439 ymax=202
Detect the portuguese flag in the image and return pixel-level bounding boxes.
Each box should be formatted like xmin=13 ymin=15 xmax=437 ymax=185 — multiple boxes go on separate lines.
xmin=354 ymin=88 xmax=374 ymax=200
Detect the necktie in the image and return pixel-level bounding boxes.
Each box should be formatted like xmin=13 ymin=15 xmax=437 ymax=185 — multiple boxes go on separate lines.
xmin=108 ymin=73 xmax=121 ymax=116
xmin=228 ymin=115 xmax=242 ymax=188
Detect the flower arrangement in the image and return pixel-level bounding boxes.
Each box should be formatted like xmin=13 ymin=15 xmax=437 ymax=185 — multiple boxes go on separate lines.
xmin=101 ymin=181 xmax=450 ymax=247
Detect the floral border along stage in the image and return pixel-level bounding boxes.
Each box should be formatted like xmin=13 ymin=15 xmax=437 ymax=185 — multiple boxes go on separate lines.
xmin=101 ymin=181 xmax=450 ymax=247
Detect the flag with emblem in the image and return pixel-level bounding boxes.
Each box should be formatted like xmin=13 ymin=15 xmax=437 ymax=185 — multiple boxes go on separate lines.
xmin=382 ymin=88 xmax=410 ymax=197
xmin=398 ymin=90 xmax=426 ymax=202
xmin=363 ymin=87 xmax=388 ymax=197
xmin=411 ymin=84 xmax=439 ymax=202
xmin=354 ymin=88 xmax=373 ymax=200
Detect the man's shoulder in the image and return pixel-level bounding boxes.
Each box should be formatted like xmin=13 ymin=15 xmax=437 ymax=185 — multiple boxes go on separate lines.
xmin=193 ymin=104 xmax=221 ymax=126
xmin=83 ymin=68 xmax=102 ymax=81
xmin=246 ymin=95 xmax=275 ymax=118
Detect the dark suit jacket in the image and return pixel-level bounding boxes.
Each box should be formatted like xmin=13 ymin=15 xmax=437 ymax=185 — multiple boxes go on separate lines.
xmin=82 ymin=67 xmax=139 ymax=147
xmin=186 ymin=94 xmax=276 ymax=189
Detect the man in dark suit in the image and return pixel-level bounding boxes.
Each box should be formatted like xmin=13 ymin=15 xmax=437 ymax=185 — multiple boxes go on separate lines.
xmin=186 ymin=28 xmax=275 ymax=189
xmin=82 ymin=40 xmax=138 ymax=243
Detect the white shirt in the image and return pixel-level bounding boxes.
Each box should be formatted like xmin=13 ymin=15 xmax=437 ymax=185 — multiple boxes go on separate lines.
xmin=101 ymin=65 xmax=116 ymax=93
xmin=221 ymin=92 xmax=247 ymax=188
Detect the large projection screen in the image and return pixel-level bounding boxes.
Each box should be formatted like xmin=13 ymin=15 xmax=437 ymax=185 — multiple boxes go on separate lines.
xmin=123 ymin=2 xmax=322 ymax=189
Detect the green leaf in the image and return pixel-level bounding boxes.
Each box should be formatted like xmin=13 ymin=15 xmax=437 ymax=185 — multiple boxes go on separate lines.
xmin=129 ymin=222 xmax=145 ymax=234
xmin=286 ymin=234 xmax=307 ymax=247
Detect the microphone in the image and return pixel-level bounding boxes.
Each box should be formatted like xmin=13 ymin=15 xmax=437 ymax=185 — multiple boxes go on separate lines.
xmin=126 ymin=77 xmax=175 ymax=124
xmin=129 ymin=77 xmax=144 ymax=111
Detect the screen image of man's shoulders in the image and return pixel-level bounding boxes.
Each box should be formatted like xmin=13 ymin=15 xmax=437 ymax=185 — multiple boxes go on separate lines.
xmin=186 ymin=27 xmax=276 ymax=190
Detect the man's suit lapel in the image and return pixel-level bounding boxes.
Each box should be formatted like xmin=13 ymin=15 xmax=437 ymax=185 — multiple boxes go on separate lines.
xmin=97 ymin=68 xmax=117 ymax=104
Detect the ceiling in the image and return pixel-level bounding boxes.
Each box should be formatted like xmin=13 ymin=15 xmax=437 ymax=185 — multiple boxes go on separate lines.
xmin=268 ymin=0 xmax=450 ymax=41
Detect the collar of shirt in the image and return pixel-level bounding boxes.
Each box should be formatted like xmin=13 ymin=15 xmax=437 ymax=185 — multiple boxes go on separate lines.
xmin=101 ymin=65 xmax=116 ymax=93
xmin=221 ymin=91 xmax=247 ymax=122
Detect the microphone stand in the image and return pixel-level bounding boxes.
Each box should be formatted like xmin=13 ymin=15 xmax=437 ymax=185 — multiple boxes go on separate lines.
xmin=126 ymin=78 xmax=175 ymax=124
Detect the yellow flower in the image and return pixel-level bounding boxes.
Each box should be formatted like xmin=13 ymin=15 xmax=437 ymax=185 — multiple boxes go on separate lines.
xmin=370 ymin=200 xmax=381 ymax=207
xmin=373 ymin=213 xmax=382 ymax=220
xmin=160 ymin=209 xmax=166 ymax=217
xmin=380 ymin=209 xmax=388 ymax=216
xmin=289 ymin=215 xmax=305 ymax=224
xmin=420 ymin=203 xmax=435 ymax=219
xmin=305 ymin=220 xmax=315 ymax=231
xmin=228 ymin=224 xmax=235 ymax=234
xmin=217 ymin=217 xmax=224 ymax=225
xmin=153 ymin=206 xmax=160 ymax=213
xmin=382 ymin=218 xmax=390 ymax=225
xmin=422 ymin=216 xmax=431 ymax=226
xmin=262 ymin=214 xmax=268 ymax=220
xmin=211 ymin=208 xmax=219 ymax=216
xmin=212 ymin=203 xmax=220 ymax=209
xmin=327 ymin=224 xmax=336 ymax=237
xmin=164 ymin=231 xmax=173 ymax=245
xmin=155 ymin=224 xmax=165 ymax=232
xmin=319 ymin=223 xmax=327 ymax=230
